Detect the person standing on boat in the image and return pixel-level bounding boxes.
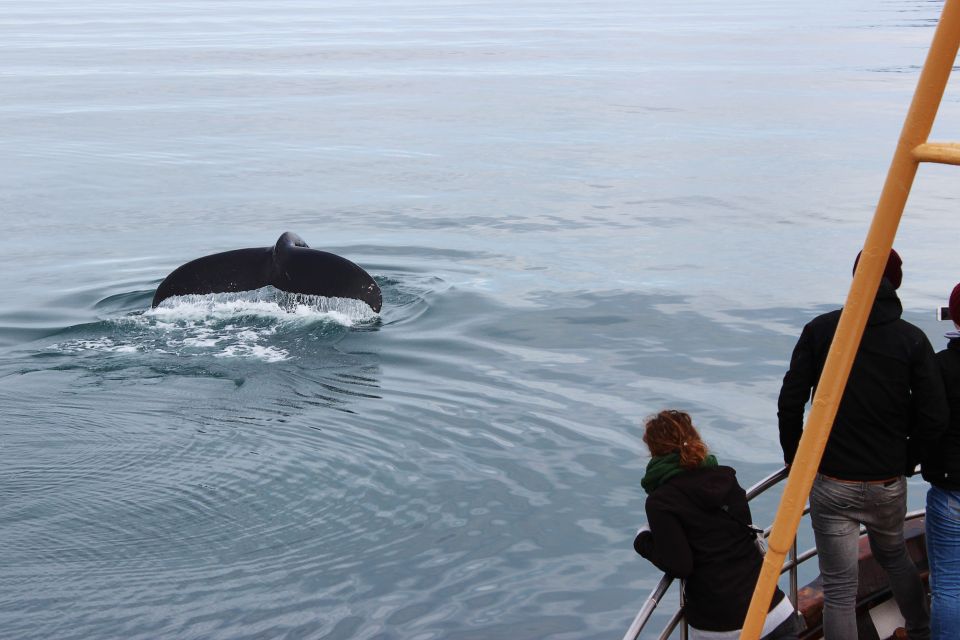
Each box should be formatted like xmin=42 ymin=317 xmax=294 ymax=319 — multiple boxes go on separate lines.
xmin=634 ymin=409 xmax=803 ymax=639
xmin=777 ymin=249 xmax=948 ymax=640
xmin=922 ymin=283 xmax=960 ymax=639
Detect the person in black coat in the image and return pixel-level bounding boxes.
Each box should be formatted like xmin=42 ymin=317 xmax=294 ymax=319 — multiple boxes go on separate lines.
xmin=777 ymin=249 xmax=946 ymax=640
xmin=634 ymin=409 xmax=802 ymax=639
xmin=922 ymin=283 xmax=960 ymax=640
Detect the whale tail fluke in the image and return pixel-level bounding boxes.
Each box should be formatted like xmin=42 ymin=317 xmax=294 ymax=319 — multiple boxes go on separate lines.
xmin=152 ymin=234 xmax=382 ymax=312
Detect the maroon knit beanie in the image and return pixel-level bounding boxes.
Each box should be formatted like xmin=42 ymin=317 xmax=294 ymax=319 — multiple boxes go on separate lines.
xmin=852 ymin=248 xmax=902 ymax=289
xmin=949 ymin=283 xmax=960 ymax=326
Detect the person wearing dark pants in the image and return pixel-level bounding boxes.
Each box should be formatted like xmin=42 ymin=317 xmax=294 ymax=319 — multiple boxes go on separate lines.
xmin=778 ymin=249 xmax=948 ymax=640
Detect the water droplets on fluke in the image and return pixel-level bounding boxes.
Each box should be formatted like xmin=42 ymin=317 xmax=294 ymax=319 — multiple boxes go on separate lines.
xmin=51 ymin=287 xmax=379 ymax=362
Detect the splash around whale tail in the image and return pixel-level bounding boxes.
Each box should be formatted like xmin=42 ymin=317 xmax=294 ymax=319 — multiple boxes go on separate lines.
xmin=151 ymin=233 xmax=382 ymax=313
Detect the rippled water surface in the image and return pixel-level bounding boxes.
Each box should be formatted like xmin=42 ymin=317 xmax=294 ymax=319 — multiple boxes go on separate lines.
xmin=1 ymin=1 xmax=958 ymax=638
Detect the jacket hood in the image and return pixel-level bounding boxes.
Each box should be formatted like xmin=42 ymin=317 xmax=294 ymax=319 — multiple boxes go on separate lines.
xmin=665 ymin=466 xmax=740 ymax=510
xmin=867 ymin=279 xmax=902 ymax=326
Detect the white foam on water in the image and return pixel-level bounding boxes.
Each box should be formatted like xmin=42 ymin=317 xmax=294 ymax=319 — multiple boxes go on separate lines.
xmin=146 ymin=288 xmax=378 ymax=326
xmin=51 ymin=288 xmax=377 ymax=362
xmin=215 ymin=343 xmax=289 ymax=363
xmin=51 ymin=337 xmax=143 ymax=354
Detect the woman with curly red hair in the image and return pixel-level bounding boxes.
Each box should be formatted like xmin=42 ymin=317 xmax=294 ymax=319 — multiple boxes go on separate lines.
xmin=634 ymin=410 xmax=802 ymax=639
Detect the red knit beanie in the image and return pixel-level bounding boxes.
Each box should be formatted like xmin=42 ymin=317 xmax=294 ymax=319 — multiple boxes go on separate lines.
xmin=852 ymin=248 xmax=902 ymax=289
xmin=949 ymin=283 xmax=960 ymax=326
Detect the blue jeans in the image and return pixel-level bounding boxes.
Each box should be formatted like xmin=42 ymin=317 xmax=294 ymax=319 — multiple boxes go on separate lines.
xmin=809 ymin=475 xmax=929 ymax=640
xmin=926 ymin=485 xmax=960 ymax=640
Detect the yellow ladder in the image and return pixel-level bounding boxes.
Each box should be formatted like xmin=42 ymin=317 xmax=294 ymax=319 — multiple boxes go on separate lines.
xmin=740 ymin=1 xmax=960 ymax=638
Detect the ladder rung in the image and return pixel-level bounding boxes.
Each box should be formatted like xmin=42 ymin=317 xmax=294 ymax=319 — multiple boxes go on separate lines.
xmin=912 ymin=142 xmax=960 ymax=165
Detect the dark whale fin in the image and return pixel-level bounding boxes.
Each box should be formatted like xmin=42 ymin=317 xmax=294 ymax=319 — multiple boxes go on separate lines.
xmin=151 ymin=248 xmax=272 ymax=307
xmin=152 ymin=233 xmax=382 ymax=312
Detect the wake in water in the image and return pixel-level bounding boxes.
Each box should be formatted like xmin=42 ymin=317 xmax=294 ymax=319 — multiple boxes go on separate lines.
xmin=50 ymin=287 xmax=380 ymax=363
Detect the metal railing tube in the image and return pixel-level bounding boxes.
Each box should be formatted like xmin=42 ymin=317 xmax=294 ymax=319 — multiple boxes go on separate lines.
xmin=621 ymin=575 xmax=674 ymax=640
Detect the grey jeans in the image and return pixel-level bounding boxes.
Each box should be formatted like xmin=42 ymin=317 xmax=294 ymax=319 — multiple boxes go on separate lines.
xmin=809 ymin=474 xmax=929 ymax=640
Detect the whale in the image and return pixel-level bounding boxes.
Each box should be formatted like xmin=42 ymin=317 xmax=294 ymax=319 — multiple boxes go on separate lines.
xmin=152 ymin=232 xmax=382 ymax=312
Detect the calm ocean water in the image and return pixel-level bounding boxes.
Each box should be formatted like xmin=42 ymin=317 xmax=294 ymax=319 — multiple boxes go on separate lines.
xmin=1 ymin=1 xmax=958 ymax=638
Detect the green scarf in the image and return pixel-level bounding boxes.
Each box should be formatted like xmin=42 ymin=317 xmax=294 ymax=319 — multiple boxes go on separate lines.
xmin=641 ymin=452 xmax=718 ymax=495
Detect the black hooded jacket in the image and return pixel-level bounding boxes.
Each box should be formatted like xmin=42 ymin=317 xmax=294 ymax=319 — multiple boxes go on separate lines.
xmin=923 ymin=339 xmax=960 ymax=490
xmin=634 ymin=466 xmax=784 ymax=632
xmin=777 ymin=280 xmax=948 ymax=480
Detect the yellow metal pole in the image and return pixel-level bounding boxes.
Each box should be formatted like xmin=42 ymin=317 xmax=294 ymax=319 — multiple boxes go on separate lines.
xmin=740 ymin=2 xmax=960 ymax=638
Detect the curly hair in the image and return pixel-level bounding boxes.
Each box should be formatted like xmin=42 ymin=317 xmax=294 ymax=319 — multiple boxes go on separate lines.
xmin=642 ymin=409 xmax=709 ymax=469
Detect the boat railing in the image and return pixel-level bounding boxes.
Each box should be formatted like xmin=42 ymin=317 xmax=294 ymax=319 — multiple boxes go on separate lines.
xmin=622 ymin=466 xmax=801 ymax=640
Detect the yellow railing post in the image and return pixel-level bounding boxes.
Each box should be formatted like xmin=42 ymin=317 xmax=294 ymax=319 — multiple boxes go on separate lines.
xmin=739 ymin=2 xmax=960 ymax=638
